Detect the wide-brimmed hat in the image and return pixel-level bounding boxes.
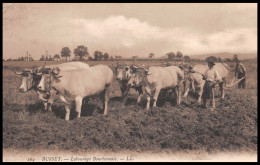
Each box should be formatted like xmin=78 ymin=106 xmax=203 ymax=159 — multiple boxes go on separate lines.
xmin=208 ymin=60 xmax=215 ymax=65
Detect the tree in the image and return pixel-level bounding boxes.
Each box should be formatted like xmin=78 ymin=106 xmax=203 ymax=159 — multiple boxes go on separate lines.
xmin=217 ymin=57 xmax=222 ymax=62
xmin=115 ymin=56 xmax=122 ymax=59
xmin=103 ymin=53 xmax=109 ymax=61
xmin=233 ymin=54 xmax=238 ymax=62
xmin=40 ymin=55 xmax=45 ymax=61
xmin=53 ymin=54 xmax=60 ymax=60
xmin=93 ymin=50 xmax=103 ymax=61
xmin=176 ymin=51 xmax=183 ymax=59
xmin=205 ymin=56 xmax=218 ymax=62
xmin=61 ymin=47 xmax=71 ymax=61
xmin=167 ymin=52 xmax=175 ymax=60
xmin=48 ymin=55 xmax=53 ymax=61
xmin=149 ymin=53 xmax=154 ymax=58
xmin=88 ymin=56 xmax=93 ymax=61
xmin=183 ymin=55 xmax=190 ymax=61
xmin=224 ymin=58 xmax=231 ymax=62
xmin=74 ymin=45 xmax=89 ymax=61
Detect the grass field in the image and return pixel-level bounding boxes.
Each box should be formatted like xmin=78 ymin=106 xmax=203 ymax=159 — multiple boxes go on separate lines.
xmin=2 ymin=60 xmax=257 ymax=161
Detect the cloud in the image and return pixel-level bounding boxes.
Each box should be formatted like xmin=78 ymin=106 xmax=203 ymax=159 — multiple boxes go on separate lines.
xmin=73 ymin=15 xmax=257 ymax=56
xmin=3 ymin=5 xmax=257 ymax=59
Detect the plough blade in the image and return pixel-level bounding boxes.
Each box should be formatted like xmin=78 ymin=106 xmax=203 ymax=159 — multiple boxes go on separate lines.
xmin=226 ymin=77 xmax=245 ymax=88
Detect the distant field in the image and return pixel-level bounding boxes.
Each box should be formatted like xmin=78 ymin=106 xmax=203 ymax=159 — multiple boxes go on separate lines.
xmin=2 ymin=60 xmax=257 ymax=159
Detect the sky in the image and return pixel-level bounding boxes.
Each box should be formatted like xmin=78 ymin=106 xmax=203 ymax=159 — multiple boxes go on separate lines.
xmin=3 ymin=3 xmax=257 ymax=60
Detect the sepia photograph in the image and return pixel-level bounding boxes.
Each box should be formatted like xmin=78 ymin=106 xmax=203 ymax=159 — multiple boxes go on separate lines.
xmin=2 ymin=3 xmax=257 ymax=162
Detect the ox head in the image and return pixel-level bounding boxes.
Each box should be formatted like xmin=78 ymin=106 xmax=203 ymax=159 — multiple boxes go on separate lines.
xmin=13 ymin=67 xmax=42 ymax=92
xmin=128 ymin=65 xmax=151 ymax=86
xmin=113 ymin=63 xmax=133 ymax=81
xmin=36 ymin=65 xmax=61 ymax=91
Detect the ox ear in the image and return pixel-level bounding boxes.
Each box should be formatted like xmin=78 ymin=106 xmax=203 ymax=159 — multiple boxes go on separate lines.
xmin=145 ymin=71 xmax=152 ymax=75
xmin=144 ymin=67 xmax=151 ymax=75
xmin=52 ymin=67 xmax=60 ymax=75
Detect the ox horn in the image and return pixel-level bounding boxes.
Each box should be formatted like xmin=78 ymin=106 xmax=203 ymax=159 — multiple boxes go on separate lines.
xmin=13 ymin=69 xmax=22 ymax=75
xmin=132 ymin=65 xmax=139 ymax=69
xmin=24 ymin=69 xmax=33 ymax=73
xmin=52 ymin=67 xmax=60 ymax=75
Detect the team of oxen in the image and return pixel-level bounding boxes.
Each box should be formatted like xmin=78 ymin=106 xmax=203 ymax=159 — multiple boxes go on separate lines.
xmin=13 ymin=61 xmax=230 ymax=120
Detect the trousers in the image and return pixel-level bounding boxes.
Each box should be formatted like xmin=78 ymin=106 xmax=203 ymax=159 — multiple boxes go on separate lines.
xmin=238 ymin=72 xmax=246 ymax=89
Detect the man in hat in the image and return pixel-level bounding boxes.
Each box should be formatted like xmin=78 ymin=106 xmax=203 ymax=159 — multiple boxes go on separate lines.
xmin=235 ymin=60 xmax=246 ymax=89
xmin=202 ymin=60 xmax=222 ymax=110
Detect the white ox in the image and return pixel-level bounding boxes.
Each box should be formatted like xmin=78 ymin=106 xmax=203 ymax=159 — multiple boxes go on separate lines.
xmin=183 ymin=62 xmax=230 ymax=103
xmin=37 ymin=64 xmax=113 ymax=120
xmin=129 ymin=65 xmax=184 ymax=109
xmin=14 ymin=62 xmax=90 ymax=111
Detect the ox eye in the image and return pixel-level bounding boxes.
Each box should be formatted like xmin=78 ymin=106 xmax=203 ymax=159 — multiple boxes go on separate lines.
xmin=125 ymin=68 xmax=129 ymax=71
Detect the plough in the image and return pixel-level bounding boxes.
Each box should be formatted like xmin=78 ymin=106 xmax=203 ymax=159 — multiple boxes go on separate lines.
xmin=189 ymin=69 xmax=245 ymax=89
xmin=218 ymin=77 xmax=245 ymax=89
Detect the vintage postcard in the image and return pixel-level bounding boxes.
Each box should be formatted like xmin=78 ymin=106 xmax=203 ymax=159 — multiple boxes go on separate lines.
xmin=3 ymin=3 xmax=257 ymax=162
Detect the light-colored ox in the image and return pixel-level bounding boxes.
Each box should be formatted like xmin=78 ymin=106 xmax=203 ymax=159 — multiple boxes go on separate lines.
xmin=129 ymin=65 xmax=184 ymax=109
xmin=37 ymin=64 xmax=113 ymax=120
xmin=113 ymin=63 xmax=143 ymax=103
xmin=183 ymin=62 xmax=230 ymax=103
xmin=13 ymin=62 xmax=90 ymax=111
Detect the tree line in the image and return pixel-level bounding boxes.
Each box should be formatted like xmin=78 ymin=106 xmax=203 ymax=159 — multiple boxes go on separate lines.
xmin=53 ymin=45 xmax=114 ymax=61
xmin=166 ymin=51 xmax=190 ymax=61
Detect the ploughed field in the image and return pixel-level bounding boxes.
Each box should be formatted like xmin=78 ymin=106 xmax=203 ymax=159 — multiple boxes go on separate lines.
xmin=3 ymin=60 xmax=257 ymax=153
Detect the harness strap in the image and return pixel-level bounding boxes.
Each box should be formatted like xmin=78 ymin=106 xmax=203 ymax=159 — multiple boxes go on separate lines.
xmin=220 ymin=61 xmax=230 ymax=70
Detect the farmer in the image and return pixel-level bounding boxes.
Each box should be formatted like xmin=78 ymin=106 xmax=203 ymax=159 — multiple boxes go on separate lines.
xmin=235 ymin=60 xmax=246 ymax=89
xmin=202 ymin=60 xmax=222 ymax=110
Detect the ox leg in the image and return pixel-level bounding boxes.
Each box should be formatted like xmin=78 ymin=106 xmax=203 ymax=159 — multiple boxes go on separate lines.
xmin=174 ymin=86 xmax=181 ymax=105
xmin=198 ymin=83 xmax=204 ymax=104
xmin=202 ymin=84 xmax=208 ymax=108
xmin=75 ymin=96 xmax=83 ymax=118
xmin=103 ymin=85 xmax=110 ymax=116
xmin=178 ymin=81 xmax=183 ymax=105
xmin=123 ymin=85 xmax=131 ymax=101
xmin=65 ymin=104 xmax=70 ymax=121
xmin=183 ymin=87 xmax=189 ymax=98
xmin=120 ymin=87 xmax=125 ymax=98
xmin=146 ymin=96 xmax=151 ymax=109
xmin=43 ymin=102 xmax=48 ymax=111
xmin=44 ymin=102 xmax=52 ymax=111
xmin=152 ymin=88 xmax=160 ymax=107
xmin=219 ymin=81 xmax=225 ymax=99
xmin=46 ymin=90 xmax=57 ymax=111
xmin=137 ymin=94 xmax=142 ymax=104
